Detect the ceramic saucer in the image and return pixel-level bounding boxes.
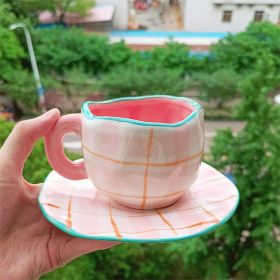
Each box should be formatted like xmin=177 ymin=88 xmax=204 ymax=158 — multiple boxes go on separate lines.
xmin=39 ymin=162 xmax=239 ymax=243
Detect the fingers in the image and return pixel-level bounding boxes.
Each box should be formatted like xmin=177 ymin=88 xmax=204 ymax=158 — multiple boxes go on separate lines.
xmin=0 ymin=109 xmax=60 ymax=175
xmin=63 ymin=239 xmax=120 ymax=264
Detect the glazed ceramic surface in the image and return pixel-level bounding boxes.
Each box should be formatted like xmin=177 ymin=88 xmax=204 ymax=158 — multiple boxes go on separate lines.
xmin=45 ymin=95 xmax=204 ymax=209
xmin=39 ymin=162 xmax=239 ymax=243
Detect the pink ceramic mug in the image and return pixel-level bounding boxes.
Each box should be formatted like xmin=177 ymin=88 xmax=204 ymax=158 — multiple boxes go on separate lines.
xmin=45 ymin=95 xmax=204 ymax=209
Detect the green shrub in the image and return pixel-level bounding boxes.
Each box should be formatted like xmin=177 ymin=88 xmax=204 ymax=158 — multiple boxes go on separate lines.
xmin=0 ymin=1 xmax=24 ymax=81
xmin=211 ymin=22 xmax=280 ymax=73
xmin=192 ymin=68 xmax=239 ymax=108
xmin=2 ymin=69 xmax=38 ymax=108
xmin=41 ymin=255 xmax=95 ymax=280
xmin=34 ymin=29 xmax=202 ymax=78
xmin=171 ymin=57 xmax=280 ymax=279
xmin=34 ymin=28 xmax=132 ymax=75
xmin=51 ymin=66 xmax=96 ymax=111
xmin=43 ymin=243 xmax=196 ymax=280
xmin=149 ymin=42 xmax=191 ymax=72
xmin=88 ymin=244 xmax=176 ymax=280
xmin=0 ymin=120 xmax=14 ymax=144
xmin=5 ymin=0 xmax=96 ymax=23
xmin=97 ymin=65 xmax=187 ymax=99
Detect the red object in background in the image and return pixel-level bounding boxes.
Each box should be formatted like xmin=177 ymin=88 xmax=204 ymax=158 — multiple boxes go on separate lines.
xmin=0 ymin=103 xmax=14 ymax=121
xmin=0 ymin=112 xmax=13 ymax=121
xmin=134 ymin=0 xmax=148 ymax=10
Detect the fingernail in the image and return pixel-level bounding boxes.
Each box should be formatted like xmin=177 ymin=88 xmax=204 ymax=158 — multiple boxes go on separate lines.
xmin=41 ymin=108 xmax=59 ymax=119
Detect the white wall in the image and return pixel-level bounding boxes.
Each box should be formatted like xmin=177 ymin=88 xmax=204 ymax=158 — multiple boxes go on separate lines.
xmin=96 ymin=0 xmax=128 ymax=29
xmin=184 ymin=0 xmax=280 ymax=32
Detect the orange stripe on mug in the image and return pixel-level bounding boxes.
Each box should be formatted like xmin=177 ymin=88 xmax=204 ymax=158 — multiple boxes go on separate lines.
xmin=82 ymin=142 xmax=203 ymax=167
xmin=140 ymin=128 xmax=154 ymax=209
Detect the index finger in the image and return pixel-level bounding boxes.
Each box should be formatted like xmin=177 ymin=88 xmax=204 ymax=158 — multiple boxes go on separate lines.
xmin=0 ymin=109 xmax=60 ymax=175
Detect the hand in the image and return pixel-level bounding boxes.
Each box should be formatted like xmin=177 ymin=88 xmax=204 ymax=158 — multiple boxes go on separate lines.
xmin=0 ymin=109 xmax=119 ymax=280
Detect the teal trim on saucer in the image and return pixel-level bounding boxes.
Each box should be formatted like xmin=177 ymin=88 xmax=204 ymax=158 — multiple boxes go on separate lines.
xmin=81 ymin=95 xmax=203 ymax=127
xmin=38 ymin=174 xmax=240 ymax=243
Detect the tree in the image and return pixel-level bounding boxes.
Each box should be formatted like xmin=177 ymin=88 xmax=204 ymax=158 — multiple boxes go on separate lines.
xmin=54 ymin=67 xmax=96 ymax=111
xmin=0 ymin=1 xmax=24 ymax=81
xmin=126 ymin=41 xmax=204 ymax=74
xmin=34 ymin=28 xmax=132 ymax=75
xmin=192 ymin=68 xmax=239 ymax=108
xmin=2 ymin=70 xmax=37 ymax=108
xmin=211 ymin=22 xmax=280 ymax=73
xmin=0 ymin=1 xmax=34 ymax=116
xmin=97 ymin=65 xmax=187 ymax=99
xmin=169 ymin=57 xmax=280 ymax=279
xmin=150 ymin=42 xmax=191 ymax=73
xmin=5 ymin=0 xmax=96 ymax=23
xmin=2 ymin=0 xmax=51 ymax=19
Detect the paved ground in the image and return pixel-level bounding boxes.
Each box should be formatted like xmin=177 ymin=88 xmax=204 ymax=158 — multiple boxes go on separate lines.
xmin=63 ymin=120 xmax=245 ymax=154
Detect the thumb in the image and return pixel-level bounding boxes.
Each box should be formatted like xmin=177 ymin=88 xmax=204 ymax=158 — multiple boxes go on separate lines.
xmin=62 ymin=238 xmax=120 ymax=266
xmin=0 ymin=109 xmax=60 ymax=175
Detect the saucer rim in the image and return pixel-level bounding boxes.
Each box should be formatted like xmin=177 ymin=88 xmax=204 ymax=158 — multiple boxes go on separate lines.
xmin=38 ymin=163 xmax=240 ymax=243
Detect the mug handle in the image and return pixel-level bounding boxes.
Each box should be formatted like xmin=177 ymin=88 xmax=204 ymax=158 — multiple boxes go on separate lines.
xmin=45 ymin=113 xmax=87 ymax=180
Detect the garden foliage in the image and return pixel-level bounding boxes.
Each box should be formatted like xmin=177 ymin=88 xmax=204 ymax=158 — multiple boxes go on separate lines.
xmin=1 ymin=56 xmax=279 ymax=278
xmin=168 ymin=57 xmax=280 ymax=279
xmin=1 ymin=3 xmax=280 ymax=277
xmin=211 ymin=22 xmax=280 ymax=73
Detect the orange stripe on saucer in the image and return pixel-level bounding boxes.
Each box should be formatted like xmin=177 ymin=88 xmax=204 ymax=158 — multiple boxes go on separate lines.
xmin=201 ymin=206 xmax=219 ymax=223
xmin=89 ymin=219 xmax=218 ymax=235
xmin=185 ymin=220 xmax=218 ymax=228
xmin=206 ymin=195 xmax=237 ymax=205
xmin=66 ymin=198 xmax=72 ymax=228
xmin=46 ymin=203 xmax=61 ymax=209
xmin=155 ymin=209 xmax=177 ymax=235
xmin=109 ymin=200 xmax=122 ymax=239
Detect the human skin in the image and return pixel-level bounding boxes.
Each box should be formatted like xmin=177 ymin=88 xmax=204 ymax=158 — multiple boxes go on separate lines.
xmin=0 ymin=109 xmax=119 ymax=279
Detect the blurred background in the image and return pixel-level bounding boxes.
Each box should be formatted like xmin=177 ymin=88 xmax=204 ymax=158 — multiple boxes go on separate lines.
xmin=0 ymin=0 xmax=280 ymax=279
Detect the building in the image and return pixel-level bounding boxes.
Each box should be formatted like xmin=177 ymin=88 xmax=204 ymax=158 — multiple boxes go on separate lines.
xmin=96 ymin=0 xmax=129 ymax=29
xmin=183 ymin=0 xmax=280 ymax=32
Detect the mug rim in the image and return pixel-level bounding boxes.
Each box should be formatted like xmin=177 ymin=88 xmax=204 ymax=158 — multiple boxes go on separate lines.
xmin=81 ymin=95 xmax=202 ymax=127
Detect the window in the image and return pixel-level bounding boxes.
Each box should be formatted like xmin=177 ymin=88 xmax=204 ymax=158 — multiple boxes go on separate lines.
xmin=254 ymin=11 xmax=264 ymax=22
xmin=222 ymin=10 xmax=232 ymax=22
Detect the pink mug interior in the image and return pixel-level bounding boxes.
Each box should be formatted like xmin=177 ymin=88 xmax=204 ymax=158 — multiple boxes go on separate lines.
xmin=89 ymin=97 xmax=195 ymax=124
